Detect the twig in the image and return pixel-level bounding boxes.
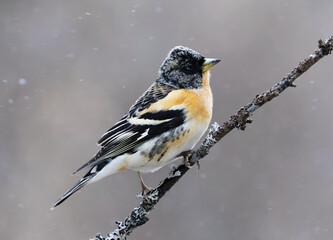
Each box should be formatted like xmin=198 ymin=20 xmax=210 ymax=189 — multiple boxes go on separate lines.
xmin=92 ymin=36 xmax=333 ymax=240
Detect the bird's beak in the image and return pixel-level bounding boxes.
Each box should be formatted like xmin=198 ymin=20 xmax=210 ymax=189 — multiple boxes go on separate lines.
xmin=202 ymin=58 xmax=221 ymax=72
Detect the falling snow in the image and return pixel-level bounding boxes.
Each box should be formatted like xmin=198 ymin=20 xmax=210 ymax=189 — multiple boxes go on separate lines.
xmin=155 ymin=7 xmax=163 ymax=13
xmin=18 ymin=78 xmax=26 ymax=85
xmin=65 ymin=53 xmax=75 ymax=58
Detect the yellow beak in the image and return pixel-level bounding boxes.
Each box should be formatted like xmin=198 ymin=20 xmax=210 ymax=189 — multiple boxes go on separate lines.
xmin=202 ymin=58 xmax=221 ymax=72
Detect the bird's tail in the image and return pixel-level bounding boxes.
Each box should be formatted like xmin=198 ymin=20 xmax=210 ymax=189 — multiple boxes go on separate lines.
xmin=50 ymin=173 xmax=96 ymax=210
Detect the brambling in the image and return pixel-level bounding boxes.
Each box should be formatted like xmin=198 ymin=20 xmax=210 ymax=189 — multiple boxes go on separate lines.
xmin=52 ymin=46 xmax=220 ymax=209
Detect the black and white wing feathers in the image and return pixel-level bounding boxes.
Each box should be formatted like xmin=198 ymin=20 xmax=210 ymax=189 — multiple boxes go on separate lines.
xmin=73 ymin=82 xmax=184 ymax=174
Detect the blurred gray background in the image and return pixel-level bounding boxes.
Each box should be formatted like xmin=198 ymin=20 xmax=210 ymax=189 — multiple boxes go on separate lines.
xmin=1 ymin=0 xmax=333 ymax=239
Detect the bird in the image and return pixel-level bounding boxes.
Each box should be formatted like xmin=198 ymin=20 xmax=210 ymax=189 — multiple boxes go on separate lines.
xmin=51 ymin=46 xmax=220 ymax=209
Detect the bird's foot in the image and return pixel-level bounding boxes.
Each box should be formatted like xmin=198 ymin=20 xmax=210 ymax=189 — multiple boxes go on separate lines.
xmin=196 ymin=159 xmax=201 ymax=171
xmin=137 ymin=185 xmax=153 ymax=199
xmin=177 ymin=150 xmax=194 ymax=168
xmin=137 ymin=172 xmax=153 ymax=198
xmin=141 ymin=184 xmax=153 ymax=197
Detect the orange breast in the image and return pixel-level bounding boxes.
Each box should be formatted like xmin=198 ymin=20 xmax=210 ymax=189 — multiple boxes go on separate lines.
xmin=140 ymin=71 xmax=213 ymax=123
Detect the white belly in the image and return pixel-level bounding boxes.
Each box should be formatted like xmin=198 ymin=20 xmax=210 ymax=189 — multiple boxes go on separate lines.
xmin=127 ymin=118 xmax=210 ymax=173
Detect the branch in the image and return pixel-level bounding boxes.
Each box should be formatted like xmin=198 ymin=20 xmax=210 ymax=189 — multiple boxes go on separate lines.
xmin=92 ymin=36 xmax=333 ymax=240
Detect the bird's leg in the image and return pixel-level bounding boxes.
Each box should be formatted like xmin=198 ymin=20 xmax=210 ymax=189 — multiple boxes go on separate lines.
xmin=137 ymin=172 xmax=152 ymax=195
xmin=177 ymin=150 xmax=194 ymax=168
xmin=196 ymin=158 xmax=201 ymax=171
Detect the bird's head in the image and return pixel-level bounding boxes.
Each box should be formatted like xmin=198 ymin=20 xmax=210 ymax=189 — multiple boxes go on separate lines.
xmin=157 ymin=46 xmax=220 ymax=89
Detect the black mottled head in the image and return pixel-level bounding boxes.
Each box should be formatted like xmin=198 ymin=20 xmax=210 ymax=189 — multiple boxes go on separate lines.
xmin=157 ymin=46 xmax=220 ymax=89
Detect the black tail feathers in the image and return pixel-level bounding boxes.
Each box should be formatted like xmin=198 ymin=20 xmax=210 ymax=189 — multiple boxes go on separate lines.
xmin=51 ymin=173 xmax=96 ymax=210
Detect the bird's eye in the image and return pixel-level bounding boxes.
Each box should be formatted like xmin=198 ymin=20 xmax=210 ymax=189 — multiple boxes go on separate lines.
xmin=186 ymin=63 xmax=195 ymax=71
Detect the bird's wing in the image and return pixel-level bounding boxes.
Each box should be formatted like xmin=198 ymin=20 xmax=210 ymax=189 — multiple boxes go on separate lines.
xmin=126 ymin=81 xmax=176 ymax=117
xmin=73 ymin=82 xmax=185 ymax=174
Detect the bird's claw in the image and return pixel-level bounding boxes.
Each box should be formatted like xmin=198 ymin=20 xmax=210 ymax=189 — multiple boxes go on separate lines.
xmin=196 ymin=160 xmax=200 ymax=171
xmin=178 ymin=150 xmax=194 ymax=168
